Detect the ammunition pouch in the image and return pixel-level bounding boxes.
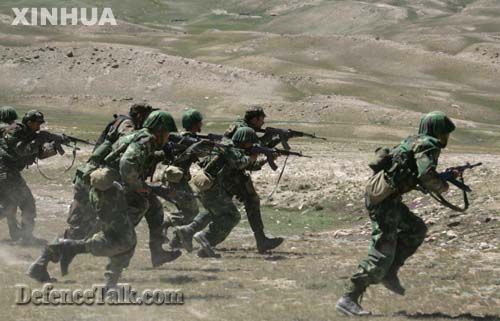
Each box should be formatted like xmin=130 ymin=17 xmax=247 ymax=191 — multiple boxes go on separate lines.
xmin=365 ymin=171 xmax=396 ymax=205
xmin=191 ymin=170 xmax=214 ymax=192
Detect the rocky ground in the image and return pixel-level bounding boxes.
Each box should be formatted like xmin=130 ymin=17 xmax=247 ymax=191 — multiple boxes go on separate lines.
xmin=0 ymin=0 xmax=499 ymax=320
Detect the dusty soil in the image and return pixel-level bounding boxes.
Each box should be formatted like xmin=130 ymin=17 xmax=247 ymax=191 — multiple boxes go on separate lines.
xmin=0 ymin=1 xmax=499 ymax=320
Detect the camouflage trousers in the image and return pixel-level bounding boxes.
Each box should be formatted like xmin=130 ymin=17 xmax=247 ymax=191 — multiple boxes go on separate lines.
xmin=0 ymin=170 xmax=36 ymax=240
xmin=350 ymin=195 xmax=427 ymax=290
xmin=168 ymin=179 xmax=200 ymax=226
xmin=230 ymin=174 xmax=264 ymax=233
xmin=87 ymin=187 xmax=136 ymax=278
xmin=64 ymin=178 xmax=99 ymax=240
xmin=198 ymin=184 xmax=241 ymax=247
xmin=125 ymin=190 xmax=165 ymax=246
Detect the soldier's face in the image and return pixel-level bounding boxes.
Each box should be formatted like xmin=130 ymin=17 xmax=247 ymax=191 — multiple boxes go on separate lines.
xmin=27 ymin=121 xmax=42 ymax=132
xmin=155 ymin=129 xmax=170 ymax=146
xmin=239 ymin=142 xmax=253 ymax=149
xmin=191 ymin=121 xmax=202 ymax=133
xmin=250 ymin=116 xmax=265 ymax=129
xmin=438 ymin=133 xmax=450 ymax=148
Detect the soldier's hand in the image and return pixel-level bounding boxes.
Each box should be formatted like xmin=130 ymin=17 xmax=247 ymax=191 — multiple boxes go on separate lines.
xmin=451 ymin=169 xmax=462 ymax=179
xmin=440 ymin=182 xmax=450 ymax=193
xmin=136 ymin=187 xmax=151 ymax=195
xmin=249 ymin=154 xmax=258 ymax=162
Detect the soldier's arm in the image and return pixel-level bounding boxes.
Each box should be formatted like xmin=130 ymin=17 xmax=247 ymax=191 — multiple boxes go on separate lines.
xmin=259 ymin=134 xmax=282 ymax=148
xmin=5 ymin=128 xmax=40 ymax=157
xmin=119 ymin=141 xmax=149 ymax=192
xmin=416 ymin=146 xmax=447 ymax=193
xmin=225 ymin=148 xmax=254 ymax=170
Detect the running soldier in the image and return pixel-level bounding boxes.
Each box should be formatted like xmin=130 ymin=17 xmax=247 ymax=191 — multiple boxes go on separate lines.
xmin=336 ymin=111 xmax=458 ymax=316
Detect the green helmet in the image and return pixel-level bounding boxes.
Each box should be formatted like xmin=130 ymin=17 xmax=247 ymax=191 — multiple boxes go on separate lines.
xmin=0 ymin=106 xmax=18 ymax=123
xmin=182 ymin=108 xmax=203 ymax=130
xmin=418 ymin=111 xmax=456 ymax=137
xmin=244 ymin=106 xmax=266 ymax=122
xmin=232 ymin=127 xmax=258 ymax=144
xmin=22 ymin=110 xmax=45 ymax=124
xmin=143 ymin=110 xmax=177 ymax=132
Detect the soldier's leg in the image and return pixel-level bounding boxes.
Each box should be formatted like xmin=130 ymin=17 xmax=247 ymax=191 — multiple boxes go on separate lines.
xmin=16 ymin=176 xmax=45 ymax=244
xmin=104 ymin=246 xmax=136 ymax=289
xmin=144 ymin=194 xmax=181 ymax=267
xmin=169 ymin=180 xmax=200 ymax=226
xmin=238 ymin=176 xmax=283 ymax=253
xmin=337 ymin=197 xmax=401 ymax=315
xmin=200 ymin=187 xmax=241 ymax=247
xmin=393 ymin=203 xmax=427 ymax=268
xmin=380 ymin=202 xmax=427 ymax=295
xmin=64 ymin=184 xmax=98 ymax=240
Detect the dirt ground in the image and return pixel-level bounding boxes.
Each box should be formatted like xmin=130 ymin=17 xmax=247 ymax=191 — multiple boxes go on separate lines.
xmin=0 ymin=1 xmax=499 ymax=320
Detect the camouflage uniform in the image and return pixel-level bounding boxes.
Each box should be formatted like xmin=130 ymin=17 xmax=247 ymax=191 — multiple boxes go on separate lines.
xmin=118 ymin=111 xmax=181 ymax=266
xmin=64 ymin=115 xmax=135 ymax=241
xmin=336 ymin=111 xmax=456 ymax=316
xmin=0 ymin=106 xmax=19 ymax=230
xmin=27 ymin=168 xmax=136 ymax=288
xmin=63 ymin=103 xmax=156 ymax=242
xmin=166 ymin=132 xmax=203 ymax=226
xmin=0 ymin=110 xmax=62 ymax=243
xmin=223 ymin=107 xmax=283 ymax=253
xmin=197 ymin=142 xmax=260 ymax=247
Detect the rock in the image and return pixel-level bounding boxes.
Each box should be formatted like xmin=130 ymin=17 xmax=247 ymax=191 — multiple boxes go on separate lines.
xmin=445 ymin=230 xmax=457 ymax=239
xmin=66 ymin=50 xmax=74 ymax=57
xmin=479 ymin=242 xmax=490 ymax=250
xmin=447 ymin=220 xmax=461 ymax=228
xmin=111 ymin=64 xmax=119 ymax=68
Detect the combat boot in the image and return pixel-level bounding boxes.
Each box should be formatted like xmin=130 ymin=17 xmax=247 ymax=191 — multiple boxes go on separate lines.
xmin=26 ymin=244 xmax=60 ymax=283
xmin=173 ymin=225 xmax=196 ymax=252
xmin=381 ymin=267 xmax=405 ymax=296
xmin=150 ymin=242 xmax=182 ymax=267
xmin=193 ymin=231 xmax=220 ymax=258
xmin=335 ymin=282 xmax=371 ymax=316
xmin=103 ymin=270 xmax=121 ymax=294
xmin=255 ymin=230 xmax=284 ymax=253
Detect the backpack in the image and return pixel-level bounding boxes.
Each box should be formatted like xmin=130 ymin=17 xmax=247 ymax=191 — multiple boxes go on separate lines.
xmin=94 ymin=114 xmax=131 ymax=151
xmin=368 ymin=137 xmax=420 ymax=195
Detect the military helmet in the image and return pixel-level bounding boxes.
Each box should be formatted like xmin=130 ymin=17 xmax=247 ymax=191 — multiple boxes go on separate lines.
xmin=232 ymin=127 xmax=258 ymax=144
xmin=0 ymin=106 xmax=18 ymax=123
xmin=244 ymin=106 xmax=266 ymax=122
xmin=418 ymin=111 xmax=456 ymax=137
xmin=22 ymin=110 xmax=45 ymax=124
xmin=129 ymin=102 xmax=157 ymax=118
xmin=182 ymin=108 xmax=203 ymax=130
xmin=143 ymin=110 xmax=178 ymax=132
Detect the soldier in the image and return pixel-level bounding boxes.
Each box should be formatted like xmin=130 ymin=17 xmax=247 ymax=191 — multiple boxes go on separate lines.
xmin=27 ymin=168 xmax=136 ymax=290
xmin=335 ymin=111 xmax=458 ymax=316
xmin=61 ymin=103 xmax=156 ymax=272
xmin=114 ymin=110 xmax=181 ymax=267
xmin=222 ymin=106 xmax=283 ymax=253
xmin=0 ymin=110 xmax=69 ymax=244
xmin=65 ymin=102 xmax=156 ymax=241
xmin=27 ymin=111 xmax=180 ymax=288
xmin=175 ymin=127 xmax=274 ymax=258
xmin=0 ymin=106 xmax=19 ymax=222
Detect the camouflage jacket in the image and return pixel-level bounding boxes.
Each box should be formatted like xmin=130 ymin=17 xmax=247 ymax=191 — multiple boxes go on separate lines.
xmin=119 ymin=128 xmax=164 ymax=192
xmin=202 ymin=142 xmax=263 ymax=190
xmin=224 ymin=119 xmax=281 ymax=148
xmin=394 ymin=134 xmax=446 ymax=194
xmin=89 ymin=117 xmax=135 ymax=165
xmin=0 ymin=123 xmax=40 ymax=171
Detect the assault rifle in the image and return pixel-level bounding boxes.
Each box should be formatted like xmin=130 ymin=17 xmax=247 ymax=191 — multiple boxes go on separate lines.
xmin=256 ymin=127 xmax=326 ymax=150
xmin=248 ymin=145 xmax=311 ymax=171
xmin=424 ymin=162 xmax=482 ymax=212
xmin=438 ymin=162 xmax=482 ymax=193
